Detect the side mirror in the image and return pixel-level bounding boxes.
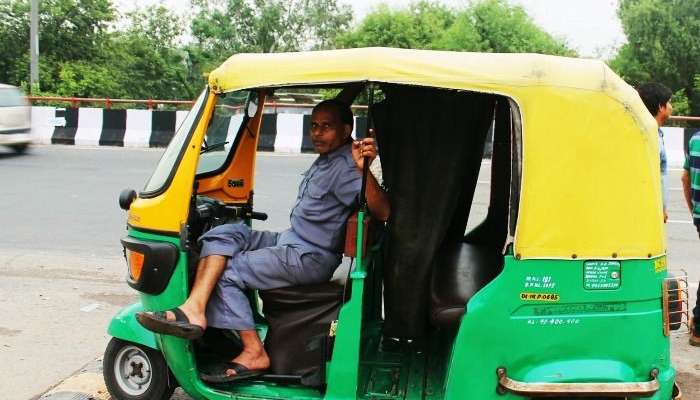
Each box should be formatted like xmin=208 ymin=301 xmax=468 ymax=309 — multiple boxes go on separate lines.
xmin=119 ymin=189 xmax=137 ymax=210
xmin=245 ymin=91 xmax=259 ymax=118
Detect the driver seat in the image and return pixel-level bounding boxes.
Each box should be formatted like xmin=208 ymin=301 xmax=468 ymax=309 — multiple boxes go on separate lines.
xmin=259 ymin=210 xmax=379 ymax=385
xmin=259 ymin=282 xmax=345 ymax=384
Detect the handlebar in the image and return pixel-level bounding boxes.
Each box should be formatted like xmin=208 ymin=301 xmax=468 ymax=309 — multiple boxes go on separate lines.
xmin=225 ymin=206 xmax=268 ymax=221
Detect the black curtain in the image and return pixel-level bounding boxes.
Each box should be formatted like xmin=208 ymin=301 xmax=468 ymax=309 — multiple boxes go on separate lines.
xmin=374 ymin=85 xmax=496 ymax=338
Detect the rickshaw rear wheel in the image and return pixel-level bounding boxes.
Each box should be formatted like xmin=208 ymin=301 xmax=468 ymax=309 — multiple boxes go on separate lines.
xmin=103 ymin=337 xmax=176 ymax=400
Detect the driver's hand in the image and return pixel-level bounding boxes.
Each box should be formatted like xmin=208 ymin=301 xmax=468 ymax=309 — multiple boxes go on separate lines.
xmin=352 ymin=136 xmax=377 ymax=171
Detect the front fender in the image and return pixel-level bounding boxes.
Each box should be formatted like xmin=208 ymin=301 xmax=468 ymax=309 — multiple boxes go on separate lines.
xmin=107 ymin=302 xmax=158 ymax=350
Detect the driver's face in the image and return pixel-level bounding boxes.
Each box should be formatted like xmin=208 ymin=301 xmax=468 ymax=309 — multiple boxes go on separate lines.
xmin=310 ymin=107 xmax=350 ymax=154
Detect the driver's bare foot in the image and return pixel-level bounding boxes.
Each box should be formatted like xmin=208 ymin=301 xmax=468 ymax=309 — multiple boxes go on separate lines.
xmin=226 ymin=349 xmax=270 ymax=376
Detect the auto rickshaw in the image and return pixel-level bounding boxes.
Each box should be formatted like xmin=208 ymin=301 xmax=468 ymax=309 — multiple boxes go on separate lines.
xmin=103 ymin=48 xmax=683 ymax=399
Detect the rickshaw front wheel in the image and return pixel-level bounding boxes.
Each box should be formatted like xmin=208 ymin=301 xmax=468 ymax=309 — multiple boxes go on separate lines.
xmin=103 ymin=337 xmax=176 ymax=400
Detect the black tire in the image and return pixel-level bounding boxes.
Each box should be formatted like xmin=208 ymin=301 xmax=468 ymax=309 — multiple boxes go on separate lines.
xmin=10 ymin=144 xmax=28 ymax=154
xmin=103 ymin=338 xmax=176 ymax=400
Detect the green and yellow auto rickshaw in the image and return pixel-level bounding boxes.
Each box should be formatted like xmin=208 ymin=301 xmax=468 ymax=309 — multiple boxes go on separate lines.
xmin=104 ymin=48 xmax=682 ymax=399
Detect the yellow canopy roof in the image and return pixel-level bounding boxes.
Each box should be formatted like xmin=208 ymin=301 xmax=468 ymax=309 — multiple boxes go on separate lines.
xmin=209 ymin=48 xmax=664 ymax=260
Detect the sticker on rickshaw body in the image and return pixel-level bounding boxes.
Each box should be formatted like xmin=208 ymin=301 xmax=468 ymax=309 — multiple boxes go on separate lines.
xmin=583 ymin=261 xmax=621 ymax=290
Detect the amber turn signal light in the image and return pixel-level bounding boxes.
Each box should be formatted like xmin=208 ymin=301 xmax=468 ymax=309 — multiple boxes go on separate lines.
xmin=127 ymin=249 xmax=145 ymax=281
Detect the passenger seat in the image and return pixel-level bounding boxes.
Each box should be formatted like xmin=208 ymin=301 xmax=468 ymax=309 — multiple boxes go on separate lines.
xmin=429 ymin=242 xmax=503 ymax=328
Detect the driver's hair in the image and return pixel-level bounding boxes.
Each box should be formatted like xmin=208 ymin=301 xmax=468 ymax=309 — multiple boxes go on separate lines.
xmin=313 ymin=99 xmax=354 ymax=130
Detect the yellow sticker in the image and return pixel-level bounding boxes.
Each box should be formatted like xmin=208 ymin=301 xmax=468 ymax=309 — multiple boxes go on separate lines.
xmin=654 ymin=257 xmax=667 ymax=273
xmin=520 ymin=292 xmax=560 ymax=302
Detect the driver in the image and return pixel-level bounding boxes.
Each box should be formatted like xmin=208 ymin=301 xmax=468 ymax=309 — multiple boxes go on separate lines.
xmin=137 ymin=99 xmax=390 ymax=383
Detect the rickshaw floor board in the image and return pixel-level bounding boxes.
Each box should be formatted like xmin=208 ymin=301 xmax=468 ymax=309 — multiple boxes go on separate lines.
xmin=193 ymin=321 xmax=454 ymax=400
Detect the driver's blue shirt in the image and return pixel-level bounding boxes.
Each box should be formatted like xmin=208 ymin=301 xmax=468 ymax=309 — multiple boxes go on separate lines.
xmin=278 ymin=141 xmax=362 ymax=254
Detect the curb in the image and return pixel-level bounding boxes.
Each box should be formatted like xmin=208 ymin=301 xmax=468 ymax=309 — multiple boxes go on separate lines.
xmin=36 ymin=357 xmax=191 ymax=400
xmin=36 ymin=359 xmax=108 ymax=400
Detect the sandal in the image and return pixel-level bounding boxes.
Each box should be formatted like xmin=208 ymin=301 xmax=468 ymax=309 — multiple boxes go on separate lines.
xmin=136 ymin=308 xmax=204 ymax=340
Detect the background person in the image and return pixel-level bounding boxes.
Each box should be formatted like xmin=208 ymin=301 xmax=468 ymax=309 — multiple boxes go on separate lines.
xmin=682 ymin=130 xmax=700 ymax=345
xmin=637 ymin=82 xmax=673 ymax=222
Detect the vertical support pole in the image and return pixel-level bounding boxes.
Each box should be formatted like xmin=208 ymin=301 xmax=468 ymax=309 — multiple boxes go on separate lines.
xmin=30 ymin=0 xmax=39 ymax=92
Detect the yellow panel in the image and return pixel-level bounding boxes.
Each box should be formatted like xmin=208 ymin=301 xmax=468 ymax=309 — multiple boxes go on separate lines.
xmin=512 ymin=86 xmax=665 ymax=259
xmin=127 ymin=91 xmax=218 ymax=234
xmin=192 ymin=48 xmax=664 ymax=259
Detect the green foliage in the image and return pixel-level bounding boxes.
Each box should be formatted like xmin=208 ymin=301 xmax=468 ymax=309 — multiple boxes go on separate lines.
xmin=109 ymin=5 xmax=197 ymax=99
xmin=1 ymin=0 xmax=577 ymax=102
xmin=611 ymin=0 xmax=700 ymax=114
xmin=466 ymin=0 xmax=574 ymax=55
xmin=336 ymin=2 xmax=454 ymax=49
xmin=189 ymin=0 xmax=353 ymax=74
xmin=0 ymin=1 xmax=30 ymax=86
xmin=0 ymin=0 xmax=196 ymax=100
xmin=338 ymin=0 xmax=574 ymax=56
xmin=672 ymin=89 xmax=690 ymax=116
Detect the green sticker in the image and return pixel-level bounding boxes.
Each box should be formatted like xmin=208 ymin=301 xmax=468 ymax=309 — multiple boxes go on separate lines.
xmin=583 ymin=261 xmax=621 ymax=290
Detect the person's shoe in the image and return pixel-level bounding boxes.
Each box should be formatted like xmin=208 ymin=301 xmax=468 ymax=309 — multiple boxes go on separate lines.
xmin=689 ymin=318 xmax=700 ymax=347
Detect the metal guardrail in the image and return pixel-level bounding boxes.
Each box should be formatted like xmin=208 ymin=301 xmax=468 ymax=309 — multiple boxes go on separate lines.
xmin=26 ymin=96 xmax=370 ymax=112
xmin=669 ymin=116 xmax=700 ymax=123
xmin=22 ymin=97 xmax=700 ymax=118
xmin=27 ymin=96 xmax=194 ymax=110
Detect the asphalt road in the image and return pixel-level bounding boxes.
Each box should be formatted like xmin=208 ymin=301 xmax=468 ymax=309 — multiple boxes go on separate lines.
xmin=0 ymin=145 xmax=315 ymax=400
xmin=1 ymin=145 xmax=699 ymax=399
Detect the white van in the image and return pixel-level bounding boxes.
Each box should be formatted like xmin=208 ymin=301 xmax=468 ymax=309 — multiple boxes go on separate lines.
xmin=0 ymin=84 xmax=31 ymax=153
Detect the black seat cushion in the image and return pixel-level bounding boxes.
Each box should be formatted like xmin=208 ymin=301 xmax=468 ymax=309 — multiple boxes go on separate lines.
xmin=430 ymin=243 xmax=503 ymax=327
xmin=259 ymin=282 xmax=344 ymax=380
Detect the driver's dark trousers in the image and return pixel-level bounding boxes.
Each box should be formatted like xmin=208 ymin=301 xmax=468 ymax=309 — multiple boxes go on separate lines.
xmin=198 ymin=223 xmax=339 ymax=331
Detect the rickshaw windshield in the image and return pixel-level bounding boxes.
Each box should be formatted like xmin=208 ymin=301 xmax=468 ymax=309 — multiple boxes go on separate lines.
xmin=142 ymin=89 xmax=208 ymax=195
xmin=197 ymin=91 xmax=250 ymax=175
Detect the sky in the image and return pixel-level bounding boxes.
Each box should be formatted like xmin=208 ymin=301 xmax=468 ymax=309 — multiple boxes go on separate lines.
xmin=115 ymin=0 xmax=627 ymax=59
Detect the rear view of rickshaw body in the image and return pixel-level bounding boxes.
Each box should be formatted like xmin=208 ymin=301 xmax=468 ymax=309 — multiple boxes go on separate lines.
xmin=105 ymin=48 xmax=674 ymax=400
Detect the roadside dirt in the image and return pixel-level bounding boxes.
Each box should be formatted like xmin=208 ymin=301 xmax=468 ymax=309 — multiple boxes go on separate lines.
xmin=672 ymin=334 xmax=700 ymax=399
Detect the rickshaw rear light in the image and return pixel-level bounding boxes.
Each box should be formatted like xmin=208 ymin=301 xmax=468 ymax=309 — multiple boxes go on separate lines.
xmin=127 ymin=249 xmax=145 ymax=281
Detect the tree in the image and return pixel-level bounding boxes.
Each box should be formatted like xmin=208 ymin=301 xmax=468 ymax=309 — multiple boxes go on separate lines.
xmin=336 ymin=2 xmax=455 ymax=49
xmin=611 ymin=0 xmax=700 ymax=114
xmin=337 ymin=0 xmax=574 ymax=56
xmin=107 ymin=5 xmax=196 ymax=99
xmin=465 ymin=0 xmax=574 ymax=55
xmin=0 ymin=0 xmax=116 ymax=95
xmin=189 ymin=0 xmax=353 ymax=75
xmin=0 ymin=1 xmax=30 ymax=86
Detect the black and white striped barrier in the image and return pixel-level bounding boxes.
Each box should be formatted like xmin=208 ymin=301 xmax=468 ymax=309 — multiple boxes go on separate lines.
xmin=29 ymin=106 xmax=697 ymax=166
xmin=31 ymin=107 xmax=189 ymax=147
xmin=30 ymin=106 xmax=368 ymax=154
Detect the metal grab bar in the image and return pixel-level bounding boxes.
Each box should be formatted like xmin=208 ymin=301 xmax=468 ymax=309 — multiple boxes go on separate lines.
xmin=496 ymin=368 xmax=660 ymax=397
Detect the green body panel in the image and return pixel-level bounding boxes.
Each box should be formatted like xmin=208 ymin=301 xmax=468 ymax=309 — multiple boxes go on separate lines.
xmin=110 ymin=228 xmax=674 ymax=399
xmin=123 ymin=228 xmax=330 ymax=400
xmin=326 ymin=210 xmax=367 ymax=399
xmin=443 ymin=255 xmax=674 ymax=400
xmin=107 ymin=302 xmax=158 ymax=350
